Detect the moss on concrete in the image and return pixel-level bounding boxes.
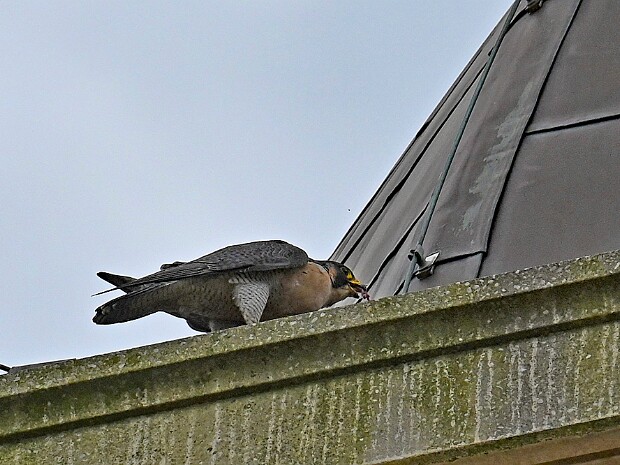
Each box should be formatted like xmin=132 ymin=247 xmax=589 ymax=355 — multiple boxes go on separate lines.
xmin=1 ymin=250 xmax=619 ymax=464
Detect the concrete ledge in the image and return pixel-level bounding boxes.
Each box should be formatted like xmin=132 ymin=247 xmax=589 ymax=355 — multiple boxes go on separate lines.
xmin=1 ymin=251 xmax=619 ymax=464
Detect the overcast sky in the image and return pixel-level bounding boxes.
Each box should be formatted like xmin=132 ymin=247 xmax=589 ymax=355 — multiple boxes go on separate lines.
xmin=1 ymin=1 xmax=514 ymax=368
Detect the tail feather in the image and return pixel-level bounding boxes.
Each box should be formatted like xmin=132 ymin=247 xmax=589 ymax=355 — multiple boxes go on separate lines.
xmin=97 ymin=271 xmax=135 ymax=290
xmin=97 ymin=271 xmax=155 ymax=294
xmin=93 ymin=285 xmax=165 ymax=325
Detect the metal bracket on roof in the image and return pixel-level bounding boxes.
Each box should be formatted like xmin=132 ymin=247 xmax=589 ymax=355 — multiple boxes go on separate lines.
xmin=408 ymin=247 xmax=440 ymax=280
xmin=525 ymin=0 xmax=544 ymax=13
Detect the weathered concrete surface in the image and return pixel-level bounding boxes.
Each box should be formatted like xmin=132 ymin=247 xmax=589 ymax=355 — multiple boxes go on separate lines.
xmin=1 ymin=250 xmax=619 ymax=464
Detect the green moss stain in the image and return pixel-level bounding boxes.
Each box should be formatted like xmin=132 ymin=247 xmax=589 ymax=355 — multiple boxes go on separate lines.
xmin=1 ymin=251 xmax=619 ymax=464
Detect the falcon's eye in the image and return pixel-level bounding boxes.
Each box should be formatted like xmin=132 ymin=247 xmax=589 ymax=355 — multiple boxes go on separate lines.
xmin=340 ymin=266 xmax=353 ymax=280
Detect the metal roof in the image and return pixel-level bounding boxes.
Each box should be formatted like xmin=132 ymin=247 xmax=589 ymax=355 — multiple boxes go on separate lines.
xmin=331 ymin=0 xmax=620 ymax=298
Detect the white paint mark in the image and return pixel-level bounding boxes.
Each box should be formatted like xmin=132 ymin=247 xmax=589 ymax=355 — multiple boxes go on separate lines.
xmin=516 ymin=343 xmax=525 ymax=435
xmin=573 ymin=330 xmax=587 ymax=420
xmin=383 ymin=369 xmax=395 ymax=454
xmin=67 ymin=438 xmax=75 ymax=465
xmin=351 ymin=374 xmax=363 ymax=451
xmin=559 ymin=336 xmax=569 ymax=424
xmin=508 ymin=342 xmax=521 ymax=428
xmin=335 ymin=381 xmax=346 ymax=455
xmin=485 ymin=349 xmax=494 ymax=439
xmin=321 ymin=382 xmax=337 ymax=464
xmin=370 ymin=371 xmax=382 ymax=455
xmin=157 ymin=415 xmax=169 ymax=462
xmin=551 ymin=300 xmax=560 ymax=324
xmin=545 ymin=335 xmax=557 ymax=429
xmin=396 ymin=364 xmax=408 ymax=454
xmin=209 ymin=404 xmax=222 ymax=465
xmin=409 ymin=365 xmax=422 ymax=447
xmin=144 ymin=416 xmax=154 ymax=464
xmin=274 ymin=392 xmax=288 ymax=465
xmin=126 ymin=418 xmax=143 ymax=465
xmin=474 ymin=350 xmax=485 ymax=442
xmin=529 ymin=338 xmax=539 ymax=430
xmin=228 ymin=406 xmax=238 ymax=464
xmin=598 ymin=325 xmax=610 ymax=416
xmin=447 ymin=362 xmax=457 ymax=435
xmin=432 ymin=360 xmax=442 ymax=437
xmin=241 ymin=401 xmax=252 ymax=465
xmin=265 ymin=393 xmax=277 ymax=463
xmin=298 ymin=385 xmax=313 ymax=458
xmin=300 ymin=384 xmax=319 ymax=461
xmin=96 ymin=424 xmax=110 ymax=464
xmin=461 ymin=355 xmax=475 ymax=441
xmin=183 ymin=410 xmax=197 ymax=465
xmin=610 ymin=322 xmax=620 ymax=413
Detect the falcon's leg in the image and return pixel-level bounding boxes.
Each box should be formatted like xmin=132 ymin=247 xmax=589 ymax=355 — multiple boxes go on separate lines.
xmin=229 ymin=274 xmax=270 ymax=325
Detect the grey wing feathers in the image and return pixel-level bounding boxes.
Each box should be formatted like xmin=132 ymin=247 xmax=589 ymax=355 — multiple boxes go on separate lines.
xmin=160 ymin=261 xmax=186 ymax=270
xmin=104 ymin=240 xmax=308 ymax=290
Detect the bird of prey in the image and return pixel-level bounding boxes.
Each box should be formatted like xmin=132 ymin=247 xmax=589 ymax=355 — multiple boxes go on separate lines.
xmin=93 ymin=240 xmax=369 ymax=332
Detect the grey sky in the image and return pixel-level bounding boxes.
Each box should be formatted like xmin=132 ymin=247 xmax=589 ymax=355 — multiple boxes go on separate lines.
xmin=1 ymin=1 xmax=514 ymax=367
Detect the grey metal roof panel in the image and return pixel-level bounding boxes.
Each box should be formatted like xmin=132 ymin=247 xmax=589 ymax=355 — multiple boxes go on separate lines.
xmin=423 ymin=0 xmax=580 ymax=262
xmin=332 ymin=0 xmax=620 ymax=299
xmin=479 ymin=117 xmax=620 ymax=277
xmin=527 ymin=0 xmax=620 ymax=133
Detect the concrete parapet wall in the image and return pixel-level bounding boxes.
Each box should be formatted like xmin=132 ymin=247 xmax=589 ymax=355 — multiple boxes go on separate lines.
xmin=1 ymin=251 xmax=619 ymax=464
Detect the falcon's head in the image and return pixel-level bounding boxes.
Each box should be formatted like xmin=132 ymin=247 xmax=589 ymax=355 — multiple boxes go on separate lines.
xmin=315 ymin=260 xmax=370 ymax=304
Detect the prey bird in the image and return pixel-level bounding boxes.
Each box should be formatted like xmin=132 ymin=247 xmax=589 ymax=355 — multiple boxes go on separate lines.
xmin=93 ymin=240 xmax=369 ymax=332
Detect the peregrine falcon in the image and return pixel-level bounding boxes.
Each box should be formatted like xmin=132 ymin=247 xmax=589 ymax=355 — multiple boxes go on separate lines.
xmin=93 ymin=240 xmax=369 ymax=332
